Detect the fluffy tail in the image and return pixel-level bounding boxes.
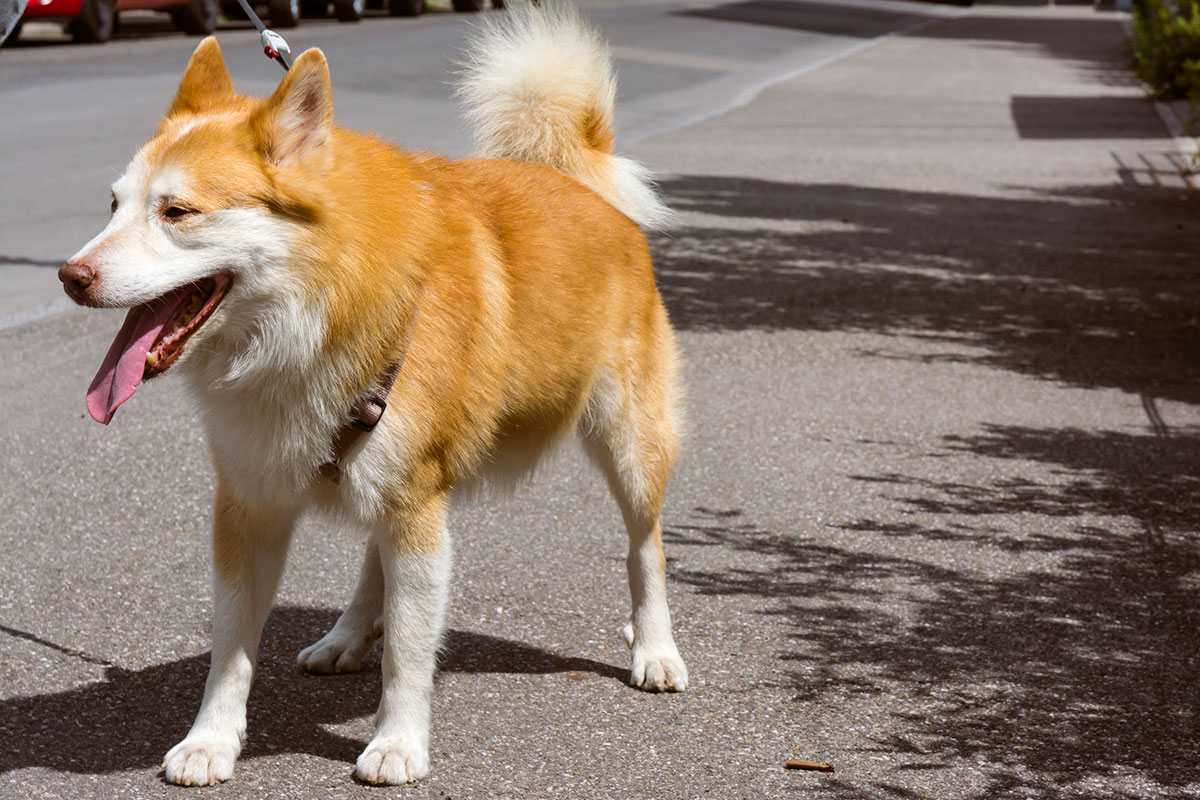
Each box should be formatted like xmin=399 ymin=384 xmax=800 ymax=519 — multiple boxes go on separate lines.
xmin=457 ymin=3 xmax=673 ymax=230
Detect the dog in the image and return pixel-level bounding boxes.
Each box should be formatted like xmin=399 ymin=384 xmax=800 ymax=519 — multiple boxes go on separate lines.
xmin=58 ymin=3 xmax=687 ymax=786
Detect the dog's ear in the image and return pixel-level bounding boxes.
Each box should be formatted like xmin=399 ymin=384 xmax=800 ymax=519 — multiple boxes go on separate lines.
xmin=166 ymin=37 xmax=235 ymax=117
xmin=252 ymin=49 xmax=333 ymax=169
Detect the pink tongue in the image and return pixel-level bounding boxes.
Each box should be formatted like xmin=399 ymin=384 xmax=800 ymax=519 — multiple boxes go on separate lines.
xmin=86 ymin=290 xmax=188 ymax=424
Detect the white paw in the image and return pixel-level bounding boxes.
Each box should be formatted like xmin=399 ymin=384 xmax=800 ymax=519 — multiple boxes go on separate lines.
xmin=355 ymin=737 xmax=429 ymax=785
xmin=297 ymin=623 xmax=378 ymax=674
xmin=631 ymin=649 xmax=689 ymax=692
xmin=162 ymin=735 xmax=240 ymax=786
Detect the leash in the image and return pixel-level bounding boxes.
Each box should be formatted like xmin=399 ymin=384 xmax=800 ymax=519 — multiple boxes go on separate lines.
xmin=233 ymin=0 xmax=293 ymax=71
xmin=318 ymin=309 xmax=420 ymax=484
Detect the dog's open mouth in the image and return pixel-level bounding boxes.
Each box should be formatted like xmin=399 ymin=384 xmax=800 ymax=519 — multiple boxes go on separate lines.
xmin=143 ymin=275 xmax=233 ymax=378
xmin=86 ymin=274 xmax=233 ymax=425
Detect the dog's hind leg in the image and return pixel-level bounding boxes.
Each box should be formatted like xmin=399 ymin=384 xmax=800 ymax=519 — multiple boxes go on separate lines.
xmin=163 ymin=485 xmax=296 ymax=786
xmin=355 ymin=492 xmax=451 ymax=785
xmin=581 ymin=327 xmax=689 ymax=692
xmin=297 ymin=538 xmax=384 ymax=673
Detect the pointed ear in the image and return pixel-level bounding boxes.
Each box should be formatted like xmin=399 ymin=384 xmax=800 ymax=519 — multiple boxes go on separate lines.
xmin=167 ymin=37 xmax=235 ymax=117
xmin=253 ymin=49 xmax=334 ymax=168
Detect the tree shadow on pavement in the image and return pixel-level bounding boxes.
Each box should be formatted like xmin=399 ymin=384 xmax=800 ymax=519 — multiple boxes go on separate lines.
xmin=679 ymin=0 xmax=1137 ymax=89
xmin=663 ymin=415 xmax=1200 ymax=797
xmin=680 ymin=0 xmax=938 ymax=39
xmin=913 ymin=13 xmax=1141 ymax=88
xmin=0 ymin=606 xmax=624 ymax=776
xmin=650 ymin=173 xmax=1200 ymax=404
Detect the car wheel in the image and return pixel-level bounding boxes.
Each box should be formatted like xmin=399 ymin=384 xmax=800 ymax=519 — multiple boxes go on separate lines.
xmin=451 ymin=0 xmax=482 ymax=10
xmin=71 ymin=0 xmax=115 ymax=42
xmin=300 ymin=0 xmax=327 ymax=17
xmin=269 ymin=0 xmax=299 ymax=28
xmin=387 ymin=0 xmax=421 ymax=16
xmin=333 ymin=0 xmax=362 ymax=20
xmin=221 ymin=0 xmax=247 ymax=18
xmin=172 ymin=0 xmax=220 ymax=35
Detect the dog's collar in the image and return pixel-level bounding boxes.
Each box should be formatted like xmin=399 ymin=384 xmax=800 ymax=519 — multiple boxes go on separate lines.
xmin=318 ymin=309 xmax=418 ymax=484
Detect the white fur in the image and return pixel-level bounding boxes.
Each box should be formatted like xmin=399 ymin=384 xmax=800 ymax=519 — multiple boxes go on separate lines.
xmin=356 ymin=531 xmax=450 ymax=784
xmin=458 ymin=3 xmax=674 ymax=230
xmin=163 ymin=511 xmax=295 ymax=786
xmin=74 ymin=148 xmax=339 ymax=505
xmin=71 ymin=162 xmax=228 ymax=309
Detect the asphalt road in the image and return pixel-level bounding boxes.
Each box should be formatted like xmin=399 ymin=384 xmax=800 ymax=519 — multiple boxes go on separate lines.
xmin=3 ymin=2 xmax=1200 ymax=799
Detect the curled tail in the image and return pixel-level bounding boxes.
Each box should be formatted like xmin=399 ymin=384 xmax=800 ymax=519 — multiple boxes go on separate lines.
xmin=457 ymin=3 xmax=673 ymax=230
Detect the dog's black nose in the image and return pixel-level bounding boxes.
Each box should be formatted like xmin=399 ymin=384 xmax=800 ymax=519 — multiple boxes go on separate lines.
xmin=59 ymin=261 xmax=96 ymax=303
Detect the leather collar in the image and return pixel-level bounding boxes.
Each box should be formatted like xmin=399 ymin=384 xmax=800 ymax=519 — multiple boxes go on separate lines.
xmin=318 ymin=309 xmax=418 ymax=484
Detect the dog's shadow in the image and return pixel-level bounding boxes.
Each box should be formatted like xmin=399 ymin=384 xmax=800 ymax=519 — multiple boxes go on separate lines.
xmin=0 ymin=605 xmax=625 ymax=775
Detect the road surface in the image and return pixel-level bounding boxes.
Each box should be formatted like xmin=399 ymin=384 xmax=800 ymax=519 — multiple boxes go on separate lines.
xmin=2 ymin=2 xmax=1198 ymax=798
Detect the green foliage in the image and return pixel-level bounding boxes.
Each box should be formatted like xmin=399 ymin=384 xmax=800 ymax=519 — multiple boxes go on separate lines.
xmin=1132 ymin=0 xmax=1200 ymax=102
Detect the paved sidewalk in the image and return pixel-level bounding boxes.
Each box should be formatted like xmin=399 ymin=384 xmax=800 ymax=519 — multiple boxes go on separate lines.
xmin=1 ymin=3 xmax=1198 ymax=800
xmin=633 ymin=4 xmax=1200 ymax=799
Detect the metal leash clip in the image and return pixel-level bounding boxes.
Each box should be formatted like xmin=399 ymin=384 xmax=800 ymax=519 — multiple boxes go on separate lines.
xmin=234 ymin=0 xmax=293 ymax=71
xmin=260 ymin=28 xmax=293 ymax=70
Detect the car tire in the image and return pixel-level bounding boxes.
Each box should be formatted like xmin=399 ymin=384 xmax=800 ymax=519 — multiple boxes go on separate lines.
xmin=71 ymin=0 xmax=116 ymax=42
xmin=301 ymin=0 xmax=327 ymax=17
xmin=333 ymin=0 xmax=363 ymax=20
xmin=172 ymin=0 xmax=220 ymax=35
xmin=387 ymin=0 xmax=421 ymax=16
xmin=221 ymin=0 xmax=247 ymax=18
xmin=269 ymin=0 xmax=300 ymax=28
xmin=452 ymin=0 xmax=482 ymax=10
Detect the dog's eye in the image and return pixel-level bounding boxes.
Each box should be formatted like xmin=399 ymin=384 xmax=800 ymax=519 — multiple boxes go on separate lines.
xmin=162 ymin=205 xmax=196 ymax=220
xmin=110 ymin=197 xmax=118 ymax=214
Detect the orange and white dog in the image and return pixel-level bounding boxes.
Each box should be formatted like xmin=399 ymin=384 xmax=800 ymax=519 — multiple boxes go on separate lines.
xmin=59 ymin=3 xmax=687 ymax=788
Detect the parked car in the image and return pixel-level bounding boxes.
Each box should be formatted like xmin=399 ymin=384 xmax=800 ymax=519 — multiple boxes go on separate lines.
xmin=221 ymin=0 xmax=409 ymax=26
xmin=17 ymin=0 xmax=218 ymax=43
xmin=11 ymin=0 xmax=499 ymax=46
xmin=283 ymin=0 xmax=501 ymax=22
xmin=219 ymin=0 xmax=303 ymax=28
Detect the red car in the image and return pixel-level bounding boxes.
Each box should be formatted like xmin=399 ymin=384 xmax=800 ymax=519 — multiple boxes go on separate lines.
xmin=18 ymin=0 xmax=219 ymax=43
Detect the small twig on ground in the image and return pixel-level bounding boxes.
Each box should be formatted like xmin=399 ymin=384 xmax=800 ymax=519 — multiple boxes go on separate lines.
xmin=786 ymin=759 xmax=834 ymax=772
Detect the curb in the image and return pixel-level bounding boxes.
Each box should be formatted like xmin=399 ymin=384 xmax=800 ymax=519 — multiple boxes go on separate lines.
xmin=1153 ymin=98 xmax=1199 ymax=181
xmin=1119 ymin=17 xmax=1198 ymax=187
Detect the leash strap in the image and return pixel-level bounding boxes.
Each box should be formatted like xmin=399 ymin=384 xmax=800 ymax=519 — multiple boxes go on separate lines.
xmin=319 ymin=310 xmax=420 ymax=484
xmin=233 ymin=0 xmax=293 ymax=71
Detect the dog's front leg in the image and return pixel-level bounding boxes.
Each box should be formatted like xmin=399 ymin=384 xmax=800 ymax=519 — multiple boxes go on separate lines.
xmin=355 ymin=498 xmax=450 ymax=785
xmin=163 ymin=486 xmax=295 ymax=786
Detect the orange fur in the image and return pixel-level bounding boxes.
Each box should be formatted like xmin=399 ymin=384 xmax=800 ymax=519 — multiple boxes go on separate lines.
xmin=92 ymin=27 xmax=687 ymax=785
xmin=153 ymin=45 xmax=680 ymax=540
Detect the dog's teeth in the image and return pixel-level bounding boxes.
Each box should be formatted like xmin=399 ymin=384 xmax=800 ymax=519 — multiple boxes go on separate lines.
xmin=146 ymin=352 xmax=158 ymax=367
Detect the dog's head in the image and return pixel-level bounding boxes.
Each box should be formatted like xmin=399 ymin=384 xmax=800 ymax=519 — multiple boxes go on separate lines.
xmin=62 ymin=38 xmax=334 ymax=424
